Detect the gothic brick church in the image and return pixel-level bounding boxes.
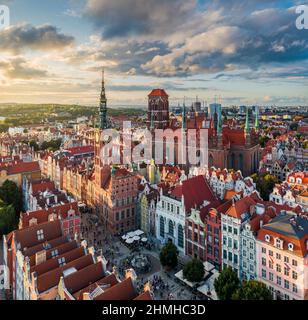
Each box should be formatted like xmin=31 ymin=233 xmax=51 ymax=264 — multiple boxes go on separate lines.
xmin=147 ymin=88 xmax=260 ymax=176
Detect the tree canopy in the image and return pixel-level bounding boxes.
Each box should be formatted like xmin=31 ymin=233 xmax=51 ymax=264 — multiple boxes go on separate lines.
xmin=232 ymin=280 xmax=273 ymax=300
xmin=214 ymin=267 xmax=240 ymax=300
xmin=183 ymin=259 xmax=205 ymax=282
xmin=159 ymin=240 xmax=178 ymax=269
xmin=251 ymin=172 xmax=278 ymax=200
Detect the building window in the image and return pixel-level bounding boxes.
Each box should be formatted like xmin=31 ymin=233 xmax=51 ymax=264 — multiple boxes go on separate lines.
xmin=292 ymin=259 xmax=298 ymax=267
xmin=269 ymin=260 xmax=273 ymax=269
xmin=262 ymin=247 xmax=266 ymax=254
xmin=277 ymin=276 xmax=281 ymax=286
xmin=228 ymin=252 xmax=232 ymax=262
xmin=269 ymin=272 xmax=273 ymax=281
xmin=223 ymin=236 xmax=227 ymax=246
xmin=269 ymin=250 xmax=273 ymax=256
xmin=262 ymin=269 xmax=266 ymax=279
xmin=292 ymin=271 xmax=297 ymax=280
xmin=51 ymin=249 xmax=58 ymax=258
xmin=276 ymin=264 xmax=281 ymax=273
xmin=168 ymin=220 xmax=174 ymax=237
xmin=223 ymin=250 xmax=227 ymax=259
xmin=292 ymin=284 xmax=298 ymax=293
xmin=234 ymin=254 xmax=238 ymax=264
xmin=178 ymin=225 xmax=184 ymax=248
xmin=58 ymin=257 xmax=66 ymax=267
xmin=159 ymin=216 xmax=164 ymax=238
xmin=234 ymin=240 xmax=238 ymax=250
xmin=276 ymin=253 xmax=281 ymax=260
xmin=228 ymin=238 xmax=232 ymax=247
xmin=234 ymin=228 xmax=238 ymax=235
xmin=37 ymin=229 xmax=44 ymax=241
xmin=284 ymin=268 xmax=289 ymax=277
xmin=223 ymin=224 xmax=226 ymax=231
xmin=284 ymin=256 xmax=289 ymax=263
xmin=262 ymin=258 xmax=266 ymax=266
xmin=284 ymin=280 xmax=289 ymax=290
xmin=228 ymin=226 xmax=232 ymax=233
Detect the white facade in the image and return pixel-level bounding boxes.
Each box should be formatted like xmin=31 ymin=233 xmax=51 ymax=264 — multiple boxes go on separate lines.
xmin=155 ymin=191 xmax=185 ymax=254
xmin=256 ymin=239 xmax=307 ymax=300
xmin=221 ymin=214 xmax=241 ymax=278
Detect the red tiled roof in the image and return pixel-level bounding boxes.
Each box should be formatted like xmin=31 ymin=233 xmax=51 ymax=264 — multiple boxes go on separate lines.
xmin=148 ymin=89 xmax=169 ymax=97
xmin=36 ymin=254 xmax=94 ymax=293
xmin=6 ymin=161 xmax=40 ymax=175
xmin=21 ymin=202 xmax=79 ymax=228
xmin=171 ymin=175 xmax=219 ymax=213
xmin=64 ymin=146 xmax=94 ymax=156
xmin=94 ymin=277 xmax=137 ymax=300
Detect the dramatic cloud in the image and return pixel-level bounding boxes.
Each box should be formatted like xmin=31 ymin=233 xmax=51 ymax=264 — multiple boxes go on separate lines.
xmin=0 ymin=57 xmax=48 ymax=79
xmin=0 ymin=24 xmax=75 ymax=54
xmin=84 ymin=0 xmax=197 ymax=38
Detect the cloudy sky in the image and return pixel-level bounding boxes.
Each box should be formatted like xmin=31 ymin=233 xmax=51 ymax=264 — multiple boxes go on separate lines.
xmin=0 ymin=0 xmax=308 ymax=107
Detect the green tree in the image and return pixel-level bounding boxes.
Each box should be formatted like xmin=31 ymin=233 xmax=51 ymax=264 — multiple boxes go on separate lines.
xmin=0 ymin=205 xmax=17 ymax=236
xmin=183 ymin=259 xmax=205 ymax=282
xmin=159 ymin=240 xmax=178 ymax=269
xmin=214 ymin=267 xmax=240 ymax=300
xmin=251 ymin=173 xmax=278 ymax=200
xmin=232 ymin=280 xmax=273 ymax=300
xmin=0 ymin=180 xmax=23 ymax=214
xmin=290 ymin=122 xmax=298 ymax=131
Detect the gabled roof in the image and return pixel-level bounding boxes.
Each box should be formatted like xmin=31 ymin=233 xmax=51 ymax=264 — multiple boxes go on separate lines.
xmin=36 ymin=254 xmax=94 ymax=293
xmin=14 ymin=220 xmax=62 ymax=253
xmin=94 ymin=277 xmax=137 ymax=300
xmin=63 ymin=261 xmax=105 ymax=295
xmin=171 ymin=175 xmax=218 ymax=213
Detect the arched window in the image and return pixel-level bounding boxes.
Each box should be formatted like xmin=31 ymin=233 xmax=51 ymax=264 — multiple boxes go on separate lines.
xmin=169 ymin=220 xmax=174 ymax=237
xmin=239 ymin=154 xmax=243 ymax=172
xmin=160 ymin=216 xmax=165 ymax=238
xmin=231 ymin=153 xmax=235 ymax=168
xmin=178 ymin=224 xmax=184 ymax=248
xmin=209 ymin=154 xmax=214 ymax=167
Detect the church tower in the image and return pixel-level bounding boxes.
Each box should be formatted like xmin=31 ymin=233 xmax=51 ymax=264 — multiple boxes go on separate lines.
xmin=147 ymin=89 xmax=169 ymax=129
xmin=99 ymin=68 xmax=108 ymax=130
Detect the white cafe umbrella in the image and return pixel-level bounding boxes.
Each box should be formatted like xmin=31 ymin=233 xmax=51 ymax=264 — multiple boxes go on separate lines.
xmin=134 ymin=230 xmax=144 ymax=236
xmin=141 ymin=237 xmax=148 ymax=242
xmin=126 ymin=238 xmax=134 ymax=244
xmin=127 ymin=231 xmax=136 ymax=238
xmin=133 ymin=235 xmax=140 ymax=241
xmin=122 ymin=234 xmax=127 ymax=240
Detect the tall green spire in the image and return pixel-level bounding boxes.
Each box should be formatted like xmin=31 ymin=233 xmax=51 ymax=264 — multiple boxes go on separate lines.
xmin=245 ymin=107 xmax=250 ymax=134
xmin=255 ymin=106 xmax=260 ymax=129
xmin=99 ymin=68 xmax=108 ymax=129
xmin=217 ymin=104 xmax=222 ymax=135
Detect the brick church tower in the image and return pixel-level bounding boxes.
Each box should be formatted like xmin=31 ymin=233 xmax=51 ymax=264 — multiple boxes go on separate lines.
xmin=147 ymin=89 xmax=169 ymax=129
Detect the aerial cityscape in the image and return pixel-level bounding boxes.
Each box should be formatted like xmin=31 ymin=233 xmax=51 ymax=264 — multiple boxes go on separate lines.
xmin=0 ymin=0 xmax=307 ymax=306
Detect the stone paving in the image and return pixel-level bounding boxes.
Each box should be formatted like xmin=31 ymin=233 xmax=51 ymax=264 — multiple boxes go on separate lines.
xmin=80 ymin=209 xmax=204 ymax=300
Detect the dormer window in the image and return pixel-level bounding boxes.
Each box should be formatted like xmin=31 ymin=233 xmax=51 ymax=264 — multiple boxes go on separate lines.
xmin=275 ymin=238 xmax=283 ymax=249
xmin=51 ymin=249 xmax=59 ymax=257
xmin=58 ymin=257 xmax=66 ymax=267
xmin=37 ymin=229 xmax=44 ymax=241
xmin=265 ymin=234 xmax=271 ymax=242
xmin=288 ymin=243 xmax=294 ymax=251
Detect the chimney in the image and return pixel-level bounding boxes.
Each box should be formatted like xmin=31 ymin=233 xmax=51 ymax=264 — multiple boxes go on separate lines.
xmin=35 ymin=250 xmax=46 ymax=265
xmin=260 ymin=219 xmax=263 ymax=229
xmin=83 ymin=292 xmax=91 ymax=300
